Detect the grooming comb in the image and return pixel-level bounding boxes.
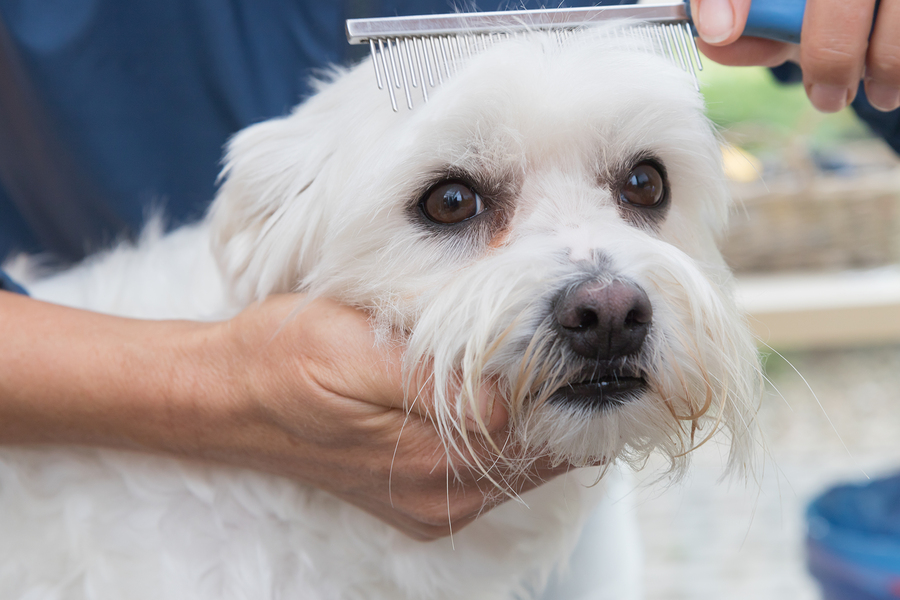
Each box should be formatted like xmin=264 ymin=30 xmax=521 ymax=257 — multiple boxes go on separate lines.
xmin=346 ymin=0 xmax=806 ymax=110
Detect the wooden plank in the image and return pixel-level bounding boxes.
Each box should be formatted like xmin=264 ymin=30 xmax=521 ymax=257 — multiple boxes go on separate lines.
xmin=736 ymin=269 xmax=900 ymax=350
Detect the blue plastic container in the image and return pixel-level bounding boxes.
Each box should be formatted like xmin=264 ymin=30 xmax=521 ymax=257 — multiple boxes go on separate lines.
xmin=806 ymin=473 xmax=900 ymax=600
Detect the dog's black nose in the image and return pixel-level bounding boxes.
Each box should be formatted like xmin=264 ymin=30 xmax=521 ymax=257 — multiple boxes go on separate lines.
xmin=553 ymin=279 xmax=652 ymax=360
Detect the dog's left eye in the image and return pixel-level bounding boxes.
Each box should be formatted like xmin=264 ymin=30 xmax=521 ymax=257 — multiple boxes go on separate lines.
xmin=620 ymin=162 xmax=666 ymax=208
xmin=420 ymin=180 xmax=484 ymax=224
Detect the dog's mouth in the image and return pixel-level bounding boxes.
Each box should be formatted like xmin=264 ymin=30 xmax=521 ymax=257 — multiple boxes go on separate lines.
xmin=550 ymin=368 xmax=647 ymax=411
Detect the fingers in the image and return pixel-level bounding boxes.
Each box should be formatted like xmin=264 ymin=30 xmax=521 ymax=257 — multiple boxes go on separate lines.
xmin=356 ymin=489 xmax=488 ymax=541
xmin=865 ymin=0 xmax=900 ymax=111
xmin=280 ymin=295 xmax=510 ymax=431
xmin=694 ymin=0 xmax=898 ymax=114
xmin=696 ymin=36 xmax=798 ymax=68
xmin=462 ymin=379 xmax=509 ymax=434
xmin=691 ymin=0 xmax=753 ymax=45
xmin=799 ymin=0 xmax=878 ymax=112
xmin=268 ymin=294 xmax=408 ymax=409
xmin=352 ymin=454 xmax=569 ymax=541
xmin=691 ymin=0 xmax=801 ymax=79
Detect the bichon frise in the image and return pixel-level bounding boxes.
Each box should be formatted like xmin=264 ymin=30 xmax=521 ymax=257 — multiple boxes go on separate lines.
xmin=2 ymin=24 xmax=760 ymax=600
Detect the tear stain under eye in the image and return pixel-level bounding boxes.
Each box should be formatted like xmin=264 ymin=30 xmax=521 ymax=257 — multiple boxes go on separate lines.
xmin=487 ymin=227 xmax=511 ymax=250
xmin=616 ymin=198 xmax=669 ymax=232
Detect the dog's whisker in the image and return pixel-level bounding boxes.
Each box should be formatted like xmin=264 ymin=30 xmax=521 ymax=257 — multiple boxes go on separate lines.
xmin=445 ymin=460 xmax=456 ymax=550
xmin=757 ymin=340 xmax=865 ymax=478
xmin=389 ymin=394 xmax=419 ymax=509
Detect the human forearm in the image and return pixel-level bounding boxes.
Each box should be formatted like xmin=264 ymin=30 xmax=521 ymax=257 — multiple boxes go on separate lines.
xmin=0 ymin=290 xmax=230 ymax=452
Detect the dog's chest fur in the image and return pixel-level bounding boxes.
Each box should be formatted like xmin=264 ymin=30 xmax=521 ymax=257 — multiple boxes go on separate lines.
xmin=0 ymin=446 xmax=614 ymax=599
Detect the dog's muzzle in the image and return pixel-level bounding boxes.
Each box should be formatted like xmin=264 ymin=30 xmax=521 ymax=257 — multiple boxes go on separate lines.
xmin=551 ymin=279 xmax=651 ymax=409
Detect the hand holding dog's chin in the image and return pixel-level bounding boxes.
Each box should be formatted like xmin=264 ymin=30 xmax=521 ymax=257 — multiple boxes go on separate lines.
xmin=690 ymin=0 xmax=899 ymax=113
xmin=0 ymin=291 xmax=559 ymax=541
xmin=201 ymin=294 xmax=566 ymax=541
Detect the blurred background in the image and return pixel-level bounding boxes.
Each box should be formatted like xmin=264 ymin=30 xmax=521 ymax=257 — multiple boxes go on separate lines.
xmin=634 ymin=59 xmax=900 ymax=599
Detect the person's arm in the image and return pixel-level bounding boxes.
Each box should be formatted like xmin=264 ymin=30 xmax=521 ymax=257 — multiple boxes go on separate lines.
xmin=690 ymin=0 xmax=900 ymax=113
xmin=0 ymin=290 xmax=559 ymax=540
xmin=0 ymin=270 xmax=27 ymax=295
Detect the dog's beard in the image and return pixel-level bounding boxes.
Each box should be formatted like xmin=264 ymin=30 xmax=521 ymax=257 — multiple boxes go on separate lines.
xmin=401 ymin=231 xmax=760 ymax=490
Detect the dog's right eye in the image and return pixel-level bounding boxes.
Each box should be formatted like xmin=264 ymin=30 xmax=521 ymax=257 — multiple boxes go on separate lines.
xmin=420 ymin=180 xmax=484 ymax=224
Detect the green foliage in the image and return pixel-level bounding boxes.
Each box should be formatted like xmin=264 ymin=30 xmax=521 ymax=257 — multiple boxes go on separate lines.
xmin=698 ymin=62 xmax=870 ymax=152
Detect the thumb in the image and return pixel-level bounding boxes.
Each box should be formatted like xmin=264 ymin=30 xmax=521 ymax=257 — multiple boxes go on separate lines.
xmin=403 ymin=369 xmax=510 ymax=435
xmin=690 ymin=0 xmax=753 ymax=45
xmin=463 ymin=380 xmax=510 ymax=435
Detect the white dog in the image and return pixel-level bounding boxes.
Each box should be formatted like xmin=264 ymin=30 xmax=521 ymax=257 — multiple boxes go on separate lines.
xmin=1 ymin=26 xmax=760 ymax=600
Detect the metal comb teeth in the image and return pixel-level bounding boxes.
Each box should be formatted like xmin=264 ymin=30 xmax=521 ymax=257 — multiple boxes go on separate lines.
xmin=346 ymin=3 xmax=706 ymax=112
xmin=354 ymin=23 xmax=702 ymax=112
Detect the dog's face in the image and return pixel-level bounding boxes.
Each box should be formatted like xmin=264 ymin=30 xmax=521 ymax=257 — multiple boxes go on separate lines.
xmin=211 ymin=28 xmax=760 ymax=478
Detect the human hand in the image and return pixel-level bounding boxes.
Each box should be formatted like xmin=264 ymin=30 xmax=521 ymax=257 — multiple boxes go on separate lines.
xmin=214 ymin=295 xmax=567 ymax=540
xmin=690 ymin=0 xmax=899 ymax=113
xmin=0 ymin=291 xmax=565 ymax=542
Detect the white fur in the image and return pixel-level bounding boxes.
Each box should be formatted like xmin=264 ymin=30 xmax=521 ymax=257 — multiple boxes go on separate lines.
xmin=2 ymin=27 xmax=760 ymax=599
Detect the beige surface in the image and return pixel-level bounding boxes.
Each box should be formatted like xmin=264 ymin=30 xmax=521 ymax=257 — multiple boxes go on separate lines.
xmin=635 ymin=344 xmax=900 ymax=600
xmin=737 ymin=269 xmax=900 ymax=350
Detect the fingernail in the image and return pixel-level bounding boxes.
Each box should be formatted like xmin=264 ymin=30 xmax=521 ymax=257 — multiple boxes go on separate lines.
xmin=697 ymin=0 xmax=735 ymax=44
xmin=463 ymin=383 xmax=492 ymax=428
xmin=808 ymin=84 xmax=851 ymax=113
xmin=866 ymin=81 xmax=900 ymax=112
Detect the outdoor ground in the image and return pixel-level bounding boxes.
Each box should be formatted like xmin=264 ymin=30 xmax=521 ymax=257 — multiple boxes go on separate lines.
xmin=635 ymin=344 xmax=900 ymax=599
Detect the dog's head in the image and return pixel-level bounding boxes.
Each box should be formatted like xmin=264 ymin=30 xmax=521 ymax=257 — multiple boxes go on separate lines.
xmin=211 ymin=27 xmax=760 ymax=479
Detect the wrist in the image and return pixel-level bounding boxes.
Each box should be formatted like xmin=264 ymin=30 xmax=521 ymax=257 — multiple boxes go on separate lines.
xmin=0 ymin=292 xmax=237 ymax=457
xmin=163 ymin=297 xmax=319 ymax=468
xmin=133 ymin=317 xmax=241 ymax=457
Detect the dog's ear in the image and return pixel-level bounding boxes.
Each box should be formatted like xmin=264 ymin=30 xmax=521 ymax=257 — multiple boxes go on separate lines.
xmin=208 ymin=104 xmax=338 ymax=304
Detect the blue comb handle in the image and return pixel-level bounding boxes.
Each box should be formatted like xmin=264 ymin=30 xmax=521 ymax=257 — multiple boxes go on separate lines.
xmin=685 ymin=0 xmax=807 ymax=45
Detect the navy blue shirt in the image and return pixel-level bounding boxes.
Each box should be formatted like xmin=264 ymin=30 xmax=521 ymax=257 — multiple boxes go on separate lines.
xmin=0 ymin=0 xmax=374 ymax=263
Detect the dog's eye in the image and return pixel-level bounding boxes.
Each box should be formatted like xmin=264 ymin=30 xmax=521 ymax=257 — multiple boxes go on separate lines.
xmin=420 ymin=180 xmax=484 ymax=224
xmin=620 ymin=162 xmax=666 ymax=208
